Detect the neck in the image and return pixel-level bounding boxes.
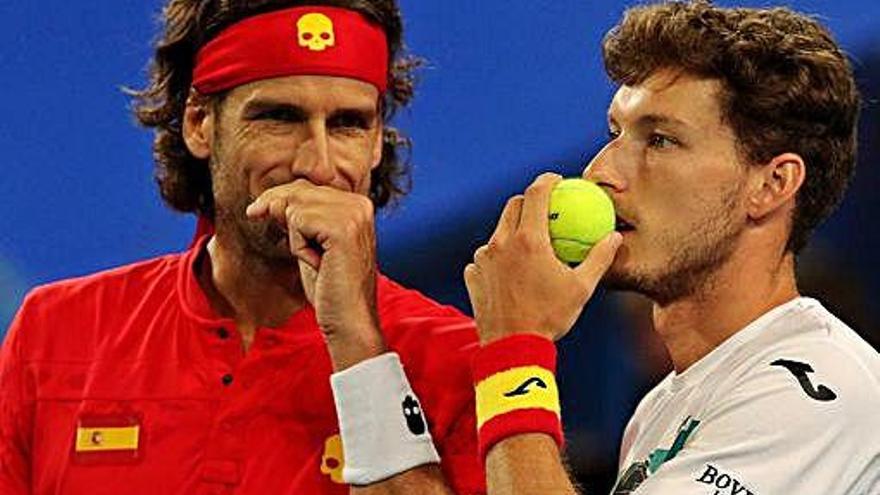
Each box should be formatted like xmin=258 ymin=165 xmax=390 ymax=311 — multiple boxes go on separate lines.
xmin=196 ymin=230 xmax=307 ymax=331
xmin=652 ymin=244 xmax=799 ymax=373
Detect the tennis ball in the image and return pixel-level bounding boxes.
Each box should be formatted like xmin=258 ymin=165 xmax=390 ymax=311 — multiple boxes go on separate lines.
xmin=548 ymin=179 xmax=615 ymax=265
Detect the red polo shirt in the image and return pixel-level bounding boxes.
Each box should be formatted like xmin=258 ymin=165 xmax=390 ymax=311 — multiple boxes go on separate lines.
xmin=0 ymin=236 xmax=485 ymax=494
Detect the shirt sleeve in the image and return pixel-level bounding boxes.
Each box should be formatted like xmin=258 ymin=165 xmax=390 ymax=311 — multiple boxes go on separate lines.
xmin=436 ymin=398 xmax=485 ymax=495
xmin=0 ymin=296 xmax=36 ymax=494
xmin=400 ymin=318 xmax=486 ymax=495
xmin=630 ymin=350 xmax=880 ymax=495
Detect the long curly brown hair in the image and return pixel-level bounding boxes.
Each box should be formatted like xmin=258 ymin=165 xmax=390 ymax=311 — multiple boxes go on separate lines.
xmin=603 ymin=0 xmax=861 ymax=254
xmin=130 ymin=0 xmax=421 ymax=220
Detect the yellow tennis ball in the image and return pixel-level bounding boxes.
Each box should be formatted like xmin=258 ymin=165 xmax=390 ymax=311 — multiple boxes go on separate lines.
xmin=548 ymin=179 xmax=615 ymax=265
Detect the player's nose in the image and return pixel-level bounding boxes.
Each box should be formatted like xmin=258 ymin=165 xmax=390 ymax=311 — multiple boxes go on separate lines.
xmin=582 ymin=142 xmax=625 ymax=192
xmin=297 ymin=121 xmax=335 ymax=185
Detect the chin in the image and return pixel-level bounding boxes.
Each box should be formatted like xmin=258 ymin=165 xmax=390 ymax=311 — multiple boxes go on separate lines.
xmin=238 ymin=218 xmax=296 ymax=264
xmin=601 ymin=268 xmax=644 ymax=294
xmin=601 ymin=264 xmax=677 ymax=306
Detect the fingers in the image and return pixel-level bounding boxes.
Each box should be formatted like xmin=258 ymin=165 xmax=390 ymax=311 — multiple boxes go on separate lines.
xmin=246 ymin=180 xmax=313 ymax=220
xmin=463 ymin=261 xmax=485 ymax=320
xmin=246 ymin=186 xmax=291 ymax=220
xmin=473 ymin=245 xmax=490 ymax=264
xmin=519 ymin=173 xmax=562 ymax=239
xmin=488 ymin=172 xmax=561 ymax=246
xmin=286 ymin=209 xmax=322 ymax=270
xmin=463 ymin=262 xmax=481 ymax=296
xmin=245 ymin=180 xmax=374 ymax=267
xmin=573 ymin=231 xmax=623 ymax=292
xmin=489 ymin=196 xmax=524 ymax=244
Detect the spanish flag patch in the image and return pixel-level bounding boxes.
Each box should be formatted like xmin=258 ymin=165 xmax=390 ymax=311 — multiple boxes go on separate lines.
xmin=75 ymin=425 xmax=140 ymax=453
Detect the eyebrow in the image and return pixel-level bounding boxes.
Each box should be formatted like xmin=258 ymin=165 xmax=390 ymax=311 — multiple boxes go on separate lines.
xmin=608 ymin=112 xmax=694 ymax=133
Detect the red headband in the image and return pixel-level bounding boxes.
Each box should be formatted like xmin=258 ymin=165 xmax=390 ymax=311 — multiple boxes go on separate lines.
xmin=192 ymin=6 xmax=389 ymax=95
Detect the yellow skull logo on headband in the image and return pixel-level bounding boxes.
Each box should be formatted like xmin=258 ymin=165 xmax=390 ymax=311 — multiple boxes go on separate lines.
xmin=297 ymin=13 xmax=336 ymax=52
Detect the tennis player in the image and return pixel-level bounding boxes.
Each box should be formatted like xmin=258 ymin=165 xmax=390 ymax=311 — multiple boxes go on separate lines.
xmin=0 ymin=1 xmax=485 ymax=493
xmin=465 ymin=2 xmax=880 ymax=494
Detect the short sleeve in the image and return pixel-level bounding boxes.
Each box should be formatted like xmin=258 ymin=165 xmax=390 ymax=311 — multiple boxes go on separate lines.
xmin=375 ymin=277 xmax=486 ymax=494
xmin=436 ymin=398 xmax=485 ymax=495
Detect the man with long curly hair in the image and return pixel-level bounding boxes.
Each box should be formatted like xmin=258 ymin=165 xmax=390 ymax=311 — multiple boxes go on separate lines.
xmin=464 ymin=2 xmax=879 ymax=494
xmin=0 ymin=1 xmax=485 ymax=494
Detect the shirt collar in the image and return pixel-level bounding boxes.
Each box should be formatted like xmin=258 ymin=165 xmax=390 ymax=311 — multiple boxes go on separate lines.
xmin=669 ymin=297 xmax=819 ymax=392
xmin=175 ymin=233 xmax=320 ymax=338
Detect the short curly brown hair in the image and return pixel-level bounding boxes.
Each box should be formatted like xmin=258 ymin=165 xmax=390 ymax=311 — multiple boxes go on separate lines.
xmin=130 ymin=0 xmax=420 ymax=220
xmin=603 ymin=0 xmax=861 ymax=254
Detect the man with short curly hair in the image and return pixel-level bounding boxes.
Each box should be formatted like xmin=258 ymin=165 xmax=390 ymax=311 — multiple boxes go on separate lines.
xmin=0 ymin=1 xmax=485 ymax=494
xmin=465 ymin=2 xmax=879 ymax=494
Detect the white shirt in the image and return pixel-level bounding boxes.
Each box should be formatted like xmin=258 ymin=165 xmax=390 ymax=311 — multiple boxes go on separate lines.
xmin=611 ymin=298 xmax=880 ymax=495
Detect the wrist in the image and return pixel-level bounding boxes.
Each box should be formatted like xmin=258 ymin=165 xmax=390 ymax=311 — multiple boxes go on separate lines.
xmin=472 ymin=334 xmax=564 ymax=460
xmin=478 ymin=328 xmax=547 ymax=346
xmin=330 ymin=353 xmax=440 ymax=485
xmin=324 ymin=329 xmax=386 ymax=372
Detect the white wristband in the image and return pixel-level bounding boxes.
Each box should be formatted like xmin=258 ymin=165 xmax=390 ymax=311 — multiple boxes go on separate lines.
xmin=330 ymin=352 xmax=441 ymax=485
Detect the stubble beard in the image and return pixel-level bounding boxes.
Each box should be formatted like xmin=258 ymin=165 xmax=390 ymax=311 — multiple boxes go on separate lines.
xmin=210 ymin=155 xmax=296 ymax=270
xmin=602 ymin=185 xmax=745 ymax=306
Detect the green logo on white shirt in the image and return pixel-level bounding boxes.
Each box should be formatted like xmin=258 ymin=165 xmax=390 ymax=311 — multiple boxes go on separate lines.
xmin=612 ymin=416 xmax=701 ymax=494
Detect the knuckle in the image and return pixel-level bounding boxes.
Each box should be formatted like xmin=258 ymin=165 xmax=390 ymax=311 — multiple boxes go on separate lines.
xmin=524 ymin=182 xmax=542 ymax=196
xmin=343 ymin=195 xmax=374 ymax=226
xmin=526 ymin=173 xmax=560 ymax=194
xmin=285 ymin=205 xmax=303 ymax=225
xmin=356 ymin=195 xmax=375 ymax=214
xmin=474 ymin=245 xmax=490 ymax=263
xmin=463 ymin=263 xmax=478 ymax=278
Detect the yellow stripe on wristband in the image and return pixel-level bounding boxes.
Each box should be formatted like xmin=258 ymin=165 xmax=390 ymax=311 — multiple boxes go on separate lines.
xmin=476 ymin=366 xmax=560 ymax=428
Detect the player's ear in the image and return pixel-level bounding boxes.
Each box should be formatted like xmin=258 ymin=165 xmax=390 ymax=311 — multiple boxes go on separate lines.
xmin=746 ymin=152 xmax=806 ymax=221
xmin=182 ymin=89 xmax=215 ymax=160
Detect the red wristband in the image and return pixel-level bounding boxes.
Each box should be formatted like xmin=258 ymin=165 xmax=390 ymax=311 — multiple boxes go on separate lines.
xmin=472 ymin=334 xmax=563 ymax=460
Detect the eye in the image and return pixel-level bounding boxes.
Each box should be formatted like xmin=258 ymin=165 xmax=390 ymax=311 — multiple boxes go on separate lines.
xmin=253 ymin=108 xmax=303 ymax=122
xmin=607 ymin=128 xmax=621 ymax=140
xmin=647 ymin=133 xmax=679 ymax=149
xmin=330 ymin=112 xmax=370 ymax=130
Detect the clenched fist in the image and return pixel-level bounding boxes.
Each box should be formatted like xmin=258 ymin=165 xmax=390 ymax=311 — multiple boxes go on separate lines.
xmin=246 ymin=179 xmax=384 ymax=369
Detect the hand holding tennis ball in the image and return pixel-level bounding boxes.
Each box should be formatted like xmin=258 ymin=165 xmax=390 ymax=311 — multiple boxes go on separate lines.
xmin=548 ymin=179 xmax=616 ymax=265
xmin=464 ymin=173 xmax=622 ymax=344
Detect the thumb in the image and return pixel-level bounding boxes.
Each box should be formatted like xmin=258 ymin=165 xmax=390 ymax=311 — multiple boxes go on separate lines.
xmin=573 ymin=232 xmax=623 ymax=293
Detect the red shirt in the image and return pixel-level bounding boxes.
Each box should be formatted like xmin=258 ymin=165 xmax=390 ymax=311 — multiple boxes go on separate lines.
xmin=0 ymin=237 xmax=485 ymax=494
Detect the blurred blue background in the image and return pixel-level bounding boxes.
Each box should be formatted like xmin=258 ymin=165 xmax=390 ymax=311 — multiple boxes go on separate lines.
xmin=2 ymin=0 xmax=878 ymax=490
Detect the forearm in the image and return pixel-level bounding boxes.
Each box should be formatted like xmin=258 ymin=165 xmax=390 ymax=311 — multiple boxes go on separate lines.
xmin=352 ymin=464 xmax=455 ymax=495
xmin=485 ymin=434 xmax=579 ymax=495
xmin=325 ymin=329 xmax=386 ymax=372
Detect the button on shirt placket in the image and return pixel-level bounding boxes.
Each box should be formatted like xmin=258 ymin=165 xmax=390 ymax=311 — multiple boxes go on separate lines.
xmin=202 ymin=326 xmax=246 ymax=491
xmin=213 ymin=326 xmax=241 ymax=390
